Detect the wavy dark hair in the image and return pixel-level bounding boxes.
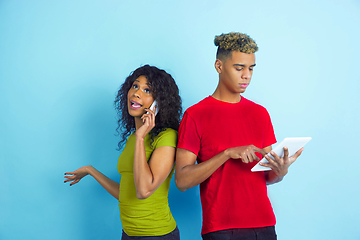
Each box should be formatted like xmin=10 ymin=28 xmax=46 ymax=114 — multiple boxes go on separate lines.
xmin=114 ymin=65 xmax=182 ymax=149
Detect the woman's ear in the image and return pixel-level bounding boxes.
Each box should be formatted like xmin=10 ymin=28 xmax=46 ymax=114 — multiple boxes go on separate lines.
xmin=215 ymin=59 xmax=222 ymax=74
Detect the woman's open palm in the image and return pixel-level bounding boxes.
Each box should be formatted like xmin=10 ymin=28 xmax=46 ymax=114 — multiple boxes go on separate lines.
xmin=64 ymin=166 xmax=90 ymax=186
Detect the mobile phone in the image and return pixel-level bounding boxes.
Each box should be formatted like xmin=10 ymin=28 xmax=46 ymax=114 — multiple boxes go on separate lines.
xmin=147 ymin=100 xmax=159 ymax=116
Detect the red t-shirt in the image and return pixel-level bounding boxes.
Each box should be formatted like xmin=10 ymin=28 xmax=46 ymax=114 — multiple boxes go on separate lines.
xmin=177 ymin=96 xmax=277 ymax=235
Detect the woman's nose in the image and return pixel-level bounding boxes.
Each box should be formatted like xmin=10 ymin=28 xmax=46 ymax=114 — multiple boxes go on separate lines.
xmin=133 ymin=89 xmax=141 ymax=98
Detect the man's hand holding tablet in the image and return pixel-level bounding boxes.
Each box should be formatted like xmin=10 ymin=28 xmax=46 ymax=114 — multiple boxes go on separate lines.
xmin=252 ymin=137 xmax=312 ymax=172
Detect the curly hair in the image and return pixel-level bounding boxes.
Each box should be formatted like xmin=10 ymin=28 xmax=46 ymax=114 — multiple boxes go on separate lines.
xmin=214 ymin=32 xmax=258 ymax=61
xmin=114 ymin=65 xmax=182 ymax=149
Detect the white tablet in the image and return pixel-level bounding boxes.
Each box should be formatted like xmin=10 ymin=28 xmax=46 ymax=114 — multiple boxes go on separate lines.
xmin=251 ymin=137 xmax=312 ymax=172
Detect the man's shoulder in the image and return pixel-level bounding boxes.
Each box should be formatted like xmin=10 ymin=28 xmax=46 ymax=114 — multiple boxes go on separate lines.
xmin=242 ymin=97 xmax=269 ymax=113
xmin=185 ymin=96 xmax=213 ymax=114
xmin=183 ymin=96 xmax=270 ymax=118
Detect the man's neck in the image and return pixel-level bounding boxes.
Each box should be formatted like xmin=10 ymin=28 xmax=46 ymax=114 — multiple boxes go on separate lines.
xmin=212 ymin=86 xmax=241 ymax=103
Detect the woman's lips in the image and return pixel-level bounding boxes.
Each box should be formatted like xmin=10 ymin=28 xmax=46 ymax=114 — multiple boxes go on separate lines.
xmin=239 ymin=83 xmax=249 ymax=88
xmin=130 ymin=100 xmax=142 ymax=110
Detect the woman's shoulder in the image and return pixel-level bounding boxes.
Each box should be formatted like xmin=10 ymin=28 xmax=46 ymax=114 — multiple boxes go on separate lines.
xmin=152 ymin=128 xmax=177 ymax=148
xmin=156 ymin=128 xmax=177 ymax=139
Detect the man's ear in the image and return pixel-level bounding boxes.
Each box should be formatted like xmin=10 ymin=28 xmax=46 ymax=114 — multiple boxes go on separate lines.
xmin=215 ymin=59 xmax=222 ymax=73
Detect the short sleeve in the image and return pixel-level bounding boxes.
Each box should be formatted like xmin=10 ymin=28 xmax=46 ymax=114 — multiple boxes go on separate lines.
xmin=153 ymin=128 xmax=177 ymax=149
xmin=262 ymin=109 xmax=276 ymax=148
xmin=177 ymin=111 xmax=201 ymax=156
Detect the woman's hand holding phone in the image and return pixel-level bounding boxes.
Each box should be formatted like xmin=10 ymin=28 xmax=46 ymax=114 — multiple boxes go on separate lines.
xmin=135 ymin=101 xmax=157 ymax=139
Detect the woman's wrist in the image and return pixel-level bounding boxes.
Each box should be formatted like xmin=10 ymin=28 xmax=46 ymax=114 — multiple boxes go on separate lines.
xmin=85 ymin=165 xmax=95 ymax=176
xmin=135 ymin=134 xmax=146 ymax=142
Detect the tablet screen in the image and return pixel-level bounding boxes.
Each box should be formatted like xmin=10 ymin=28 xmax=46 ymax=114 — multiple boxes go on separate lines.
xmin=251 ymin=137 xmax=312 ymax=172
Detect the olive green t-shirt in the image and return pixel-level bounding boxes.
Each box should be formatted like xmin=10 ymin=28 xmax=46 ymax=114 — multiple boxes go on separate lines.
xmin=117 ymin=128 xmax=177 ymax=236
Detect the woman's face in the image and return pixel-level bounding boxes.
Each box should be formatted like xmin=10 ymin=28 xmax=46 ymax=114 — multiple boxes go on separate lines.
xmin=127 ymin=75 xmax=155 ymax=118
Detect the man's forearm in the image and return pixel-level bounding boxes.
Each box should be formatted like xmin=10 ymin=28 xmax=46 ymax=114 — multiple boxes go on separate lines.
xmin=175 ymin=150 xmax=229 ymax=191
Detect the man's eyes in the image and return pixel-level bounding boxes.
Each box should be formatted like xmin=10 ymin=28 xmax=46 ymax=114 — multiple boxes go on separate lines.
xmin=236 ymin=68 xmax=253 ymax=71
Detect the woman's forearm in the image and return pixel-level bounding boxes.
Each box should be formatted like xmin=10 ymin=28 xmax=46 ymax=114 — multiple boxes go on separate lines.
xmin=133 ymin=137 xmax=155 ymax=199
xmin=87 ymin=165 xmax=120 ymax=200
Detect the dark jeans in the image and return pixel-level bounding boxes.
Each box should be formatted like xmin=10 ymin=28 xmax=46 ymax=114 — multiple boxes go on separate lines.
xmin=121 ymin=226 xmax=180 ymax=240
xmin=202 ymin=226 xmax=277 ymax=240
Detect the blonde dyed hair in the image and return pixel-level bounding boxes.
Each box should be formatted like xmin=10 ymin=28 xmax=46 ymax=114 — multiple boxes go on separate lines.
xmin=214 ymin=32 xmax=258 ymax=60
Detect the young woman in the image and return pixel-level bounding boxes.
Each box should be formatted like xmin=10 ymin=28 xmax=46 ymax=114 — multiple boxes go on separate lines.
xmin=64 ymin=65 xmax=182 ymax=239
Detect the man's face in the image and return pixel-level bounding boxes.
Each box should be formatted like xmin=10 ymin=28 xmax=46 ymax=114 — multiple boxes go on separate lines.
xmin=217 ymin=51 xmax=256 ymax=94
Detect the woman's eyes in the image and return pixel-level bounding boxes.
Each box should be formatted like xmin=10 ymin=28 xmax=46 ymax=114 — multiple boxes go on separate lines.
xmin=132 ymin=84 xmax=138 ymax=89
xmin=132 ymin=84 xmax=151 ymax=94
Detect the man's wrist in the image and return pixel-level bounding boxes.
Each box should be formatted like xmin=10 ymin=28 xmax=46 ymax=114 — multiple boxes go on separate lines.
xmin=223 ymin=148 xmax=231 ymax=159
xmin=267 ymin=170 xmax=284 ymax=184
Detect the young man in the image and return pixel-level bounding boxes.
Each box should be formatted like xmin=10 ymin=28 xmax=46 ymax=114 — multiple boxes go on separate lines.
xmin=175 ymin=32 xmax=303 ymax=240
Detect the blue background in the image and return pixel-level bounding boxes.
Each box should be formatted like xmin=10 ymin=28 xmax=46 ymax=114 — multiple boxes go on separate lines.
xmin=1 ymin=0 xmax=359 ymax=239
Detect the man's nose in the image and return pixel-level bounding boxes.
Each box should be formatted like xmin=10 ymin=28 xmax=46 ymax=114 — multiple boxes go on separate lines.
xmin=242 ymin=69 xmax=251 ymax=79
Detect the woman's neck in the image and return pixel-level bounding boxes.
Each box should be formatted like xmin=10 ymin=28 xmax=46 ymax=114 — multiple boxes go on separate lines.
xmin=134 ymin=117 xmax=144 ymax=131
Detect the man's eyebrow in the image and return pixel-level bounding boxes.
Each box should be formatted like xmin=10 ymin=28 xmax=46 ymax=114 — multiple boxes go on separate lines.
xmin=233 ymin=64 xmax=256 ymax=67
